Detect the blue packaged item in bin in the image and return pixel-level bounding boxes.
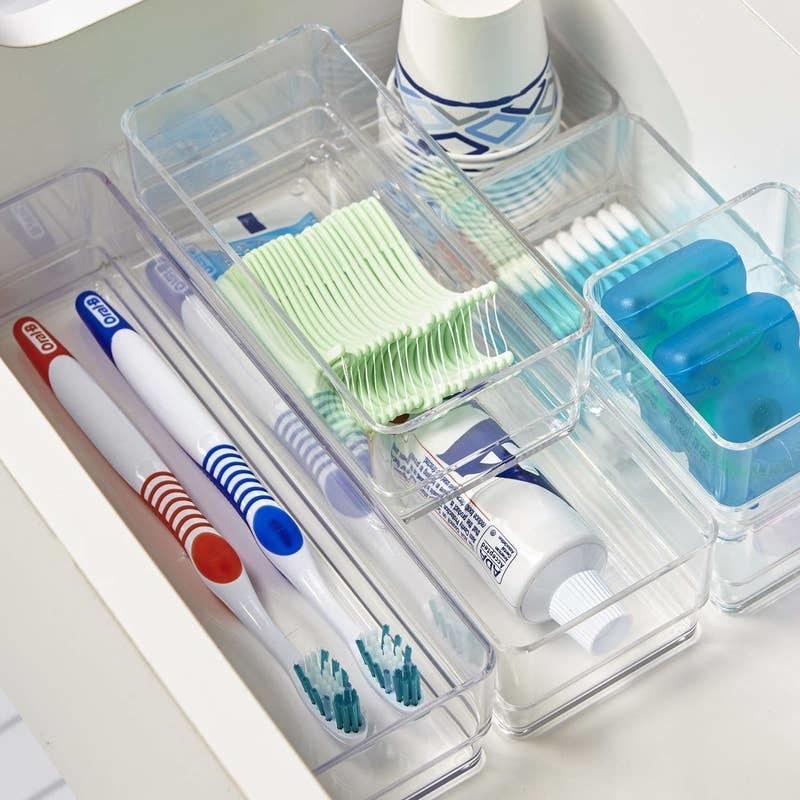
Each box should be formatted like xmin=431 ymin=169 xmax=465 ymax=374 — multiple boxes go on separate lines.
xmin=601 ymin=239 xmax=747 ymax=450
xmin=653 ymin=292 xmax=800 ymax=506
xmin=601 ymin=239 xmax=747 ymax=357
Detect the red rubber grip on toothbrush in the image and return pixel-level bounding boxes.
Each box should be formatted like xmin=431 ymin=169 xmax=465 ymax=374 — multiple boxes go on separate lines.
xmin=13 ymin=317 xmax=72 ymax=386
xmin=140 ymin=471 xmax=243 ymax=584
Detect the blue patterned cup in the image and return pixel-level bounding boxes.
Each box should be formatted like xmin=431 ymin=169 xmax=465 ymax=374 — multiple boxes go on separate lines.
xmin=396 ymin=0 xmax=560 ymax=157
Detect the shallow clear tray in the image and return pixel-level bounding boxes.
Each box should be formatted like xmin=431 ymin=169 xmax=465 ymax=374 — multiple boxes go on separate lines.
xmin=0 ymin=168 xmax=496 ymax=799
xmin=121 ymin=24 xmax=591 ymax=520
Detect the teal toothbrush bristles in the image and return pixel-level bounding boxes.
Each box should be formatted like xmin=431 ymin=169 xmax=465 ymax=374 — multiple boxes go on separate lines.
xmin=294 ymin=649 xmax=363 ymax=733
xmin=356 ymin=624 xmax=422 ymax=707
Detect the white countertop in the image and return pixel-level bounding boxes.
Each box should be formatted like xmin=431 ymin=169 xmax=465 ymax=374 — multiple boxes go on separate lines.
xmin=455 ymin=588 xmax=800 ymax=799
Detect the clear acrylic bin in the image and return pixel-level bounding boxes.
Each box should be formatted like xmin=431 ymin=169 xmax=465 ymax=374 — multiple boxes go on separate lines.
xmin=473 ymin=113 xmax=724 ymax=290
xmin=402 ymin=389 xmax=714 ymax=735
xmin=121 ymin=24 xmax=591 ymax=520
xmin=0 ymin=168 xmax=496 ymax=800
xmin=586 ymin=183 xmax=800 ymax=613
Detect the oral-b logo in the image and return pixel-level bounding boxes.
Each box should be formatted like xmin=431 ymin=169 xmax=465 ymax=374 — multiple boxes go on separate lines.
xmin=11 ymin=201 xmax=46 ymax=242
xmin=20 ymin=320 xmax=56 ymax=353
xmin=83 ymin=294 xmax=119 ymax=328
xmin=154 ymin=258 xmax=188 ymax=294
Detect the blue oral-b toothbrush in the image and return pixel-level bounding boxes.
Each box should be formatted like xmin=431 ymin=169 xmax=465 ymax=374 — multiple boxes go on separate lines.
xmin=75 ymin=290 xmax=422 ymax=711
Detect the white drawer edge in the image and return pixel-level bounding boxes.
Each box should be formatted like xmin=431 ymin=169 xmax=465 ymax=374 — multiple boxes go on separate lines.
xmin=0 ymin=359 xmax=328 ymax=800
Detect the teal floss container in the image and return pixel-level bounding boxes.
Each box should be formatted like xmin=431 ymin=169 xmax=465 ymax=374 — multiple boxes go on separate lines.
xmin=653 ymin=292 xmax=800 ymax=506
xmin=601 ymin=239 xmax=747 ymax=451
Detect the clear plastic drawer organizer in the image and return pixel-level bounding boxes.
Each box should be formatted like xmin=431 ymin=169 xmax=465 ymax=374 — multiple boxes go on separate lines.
xmin=119 ymin=23 xmax=717 ymax=737
xmin=121 ymin=25 xmax=592 ymax=520
xmin=587 ymin=184 xmax=800 ymax=613
xmin=0 ymin=169 xmax=496 ymax=800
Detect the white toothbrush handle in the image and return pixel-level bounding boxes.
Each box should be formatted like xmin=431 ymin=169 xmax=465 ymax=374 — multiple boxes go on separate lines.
xmin=13 ymin=315 xmax=296 ymax=666
xmin=144 ymin=257 xmax=369 ymax=519
xmin=75 ymin=292 xmax=355 ymax=638
xmin=180 ymin=295 xmax=363 ymax=513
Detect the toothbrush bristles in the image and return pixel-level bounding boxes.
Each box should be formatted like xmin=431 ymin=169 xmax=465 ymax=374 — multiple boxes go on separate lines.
xmin=356 ymin=624 xmax=422 ymax=707
xmin=294 ymin=649 xmax=363 ymax=733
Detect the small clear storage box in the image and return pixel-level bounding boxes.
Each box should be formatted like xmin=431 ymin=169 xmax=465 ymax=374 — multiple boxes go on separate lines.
xmin=587 ymin=183 xmax=800 ymax=613
xmin=401 ymin=387 xmax=714 ymax=735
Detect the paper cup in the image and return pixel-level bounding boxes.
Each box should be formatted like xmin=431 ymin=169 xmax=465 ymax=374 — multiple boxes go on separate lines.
xmin=395 ymin=0 xmax=558 ymax=155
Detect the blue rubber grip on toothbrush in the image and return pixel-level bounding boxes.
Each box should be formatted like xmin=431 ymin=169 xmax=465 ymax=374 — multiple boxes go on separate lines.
xmin=201 ymin=443 xmax=303 ymax=555
xmin=271 ymin=407 xmax=370 ymax=518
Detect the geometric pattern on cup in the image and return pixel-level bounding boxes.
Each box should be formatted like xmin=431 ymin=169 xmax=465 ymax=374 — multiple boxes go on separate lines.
xmin=395 ymin=55 xmax=558 ymax=156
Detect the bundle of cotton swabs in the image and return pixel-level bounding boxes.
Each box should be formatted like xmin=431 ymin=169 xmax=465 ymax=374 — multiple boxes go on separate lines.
xmin=218 ymin=196 xmax=513 ymax=423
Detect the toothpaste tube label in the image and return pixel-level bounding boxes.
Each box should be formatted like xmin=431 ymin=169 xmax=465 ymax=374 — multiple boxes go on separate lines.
xmin=476 ymin=526 xmax=517 ymax=583
xmin=391 ymin=446 xmax=517 ymax=585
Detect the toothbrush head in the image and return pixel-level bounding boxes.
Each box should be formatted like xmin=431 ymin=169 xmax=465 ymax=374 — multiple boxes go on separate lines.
xmin=356 ymin=624 xmax=422 ymax=709
xmin=294 ymin=649 xmax=365 ymax=737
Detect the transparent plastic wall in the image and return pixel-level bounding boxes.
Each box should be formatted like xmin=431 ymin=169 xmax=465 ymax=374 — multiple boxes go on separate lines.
xmin=0 ymin=169 xmax=496 ymax=800
xmin=122 ymin=25 xmax=591 ymax=520
xmin=587 ymin=183 xmax=800 ymax=613
xmin=403 ymin=390 xmax=714 ymax=735
xmin=473 ymin=113 xmax=725 ymax=288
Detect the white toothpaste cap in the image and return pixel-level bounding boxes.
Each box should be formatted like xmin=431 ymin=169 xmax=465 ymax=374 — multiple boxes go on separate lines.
xmin=548 ymin=569 xmax=632 ymax=655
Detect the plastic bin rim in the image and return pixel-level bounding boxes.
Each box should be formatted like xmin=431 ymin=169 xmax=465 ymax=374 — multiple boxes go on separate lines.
xmin=120 ymin=25 xmax=593 ymax=436
xmin=584 ymin=181 xmax=800 ymax=461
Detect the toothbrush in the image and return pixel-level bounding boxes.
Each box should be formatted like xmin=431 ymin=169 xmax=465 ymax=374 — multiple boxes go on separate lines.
xmin=12 ymin=315 xmax=364 ymax=739
xmin=145 ymin=256 xmax=370 ymax=520
xmin=148 ymin=263 xmax=470 ymax=681
xmin=75 ymin=291 xmax=422 ymax=711
xmin=148 ymin=261 xmax=467 ymax=676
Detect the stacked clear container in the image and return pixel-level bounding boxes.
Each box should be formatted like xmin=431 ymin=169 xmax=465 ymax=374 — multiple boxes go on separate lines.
xmin=122 ymin=24 xmax=592 ymax=519
xmin=120 ymin=23 xmax=718 ymax=737
xmin=0 ymin=168 xmax=497 ymax=800
xmin=587 ymin=183 xmax=800 ymax=613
